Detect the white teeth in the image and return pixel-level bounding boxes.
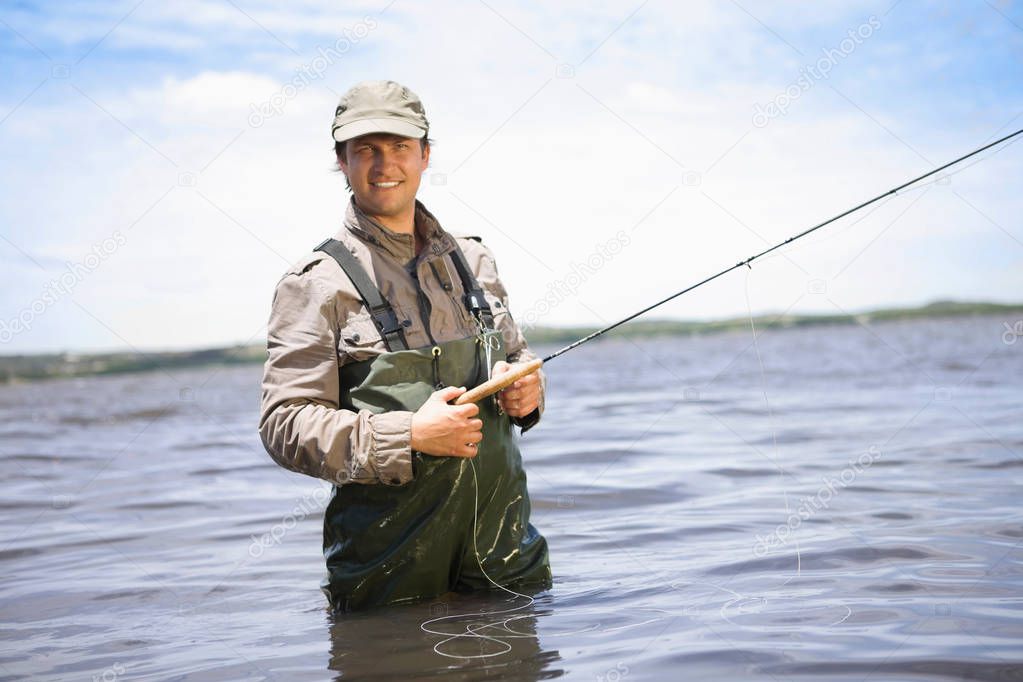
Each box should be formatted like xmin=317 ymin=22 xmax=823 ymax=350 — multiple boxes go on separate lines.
xmin=372 ymin=181 xmax=399 ymax=188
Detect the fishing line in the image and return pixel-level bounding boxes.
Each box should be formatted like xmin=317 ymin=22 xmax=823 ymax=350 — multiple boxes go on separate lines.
xmin=671 ymin=269 xmax=809 ymax=638
xmin=420 ymin=128 xmax=1022 ymax=658
xmin=418 ymin=459 xmax=535 ymax=660
xmin=420 ymin=458 xmax=654 ymax=660
xmin=743 ymin=268 xmax=802 ymax=584
xmin=715 ymin=133 xmax=1022 ymax=595
xmin=421 ymin=338 xmax=664 ymax=658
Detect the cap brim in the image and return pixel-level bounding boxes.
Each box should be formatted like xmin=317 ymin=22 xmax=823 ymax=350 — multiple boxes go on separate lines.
xmin=332 ymin=117 xmax=426 ymax=143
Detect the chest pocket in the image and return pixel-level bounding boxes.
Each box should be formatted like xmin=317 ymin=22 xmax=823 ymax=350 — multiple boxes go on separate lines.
xmin=337 ymin=312 xmax=387 ymax=363
xmin=481 ymin=290 xmax=510 ymax=328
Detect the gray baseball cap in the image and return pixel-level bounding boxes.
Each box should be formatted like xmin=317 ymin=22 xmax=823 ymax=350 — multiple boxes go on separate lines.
xmin=331 ymin=80 xmax=429 ymax=143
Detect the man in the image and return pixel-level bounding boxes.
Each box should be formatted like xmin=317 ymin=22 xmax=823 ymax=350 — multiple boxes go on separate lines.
xmin=258 ymin=80 xmax=552 ymax=612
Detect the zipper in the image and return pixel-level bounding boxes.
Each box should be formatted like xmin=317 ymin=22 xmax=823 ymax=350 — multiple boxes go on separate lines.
xmin=408 ymin=263 xmax=437 ymax=345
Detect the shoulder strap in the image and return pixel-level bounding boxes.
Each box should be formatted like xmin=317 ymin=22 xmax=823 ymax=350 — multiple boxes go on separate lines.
xmin=314 ymin=238 xmax=409 ymax=352
xmin=447 ymin=240 xmax=496 ymax=331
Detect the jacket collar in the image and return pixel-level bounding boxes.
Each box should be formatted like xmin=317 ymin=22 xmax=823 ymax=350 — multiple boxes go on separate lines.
xmin=339 ymin=196 xmax=454 ymax=264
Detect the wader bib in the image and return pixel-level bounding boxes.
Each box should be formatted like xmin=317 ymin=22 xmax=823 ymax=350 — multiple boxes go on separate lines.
xmin=315 ymin=238 xmax=551 ymax=612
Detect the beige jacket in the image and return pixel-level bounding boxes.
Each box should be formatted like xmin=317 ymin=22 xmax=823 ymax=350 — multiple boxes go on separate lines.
xmin=258 ymin=198 xmax=546 ymax=488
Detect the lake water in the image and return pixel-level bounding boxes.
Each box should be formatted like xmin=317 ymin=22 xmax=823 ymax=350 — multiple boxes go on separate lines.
xmin=2 ymin=314 xmax=1022 ymax=680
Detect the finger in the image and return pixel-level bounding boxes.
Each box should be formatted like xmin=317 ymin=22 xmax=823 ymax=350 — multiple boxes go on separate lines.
xmin=458 ymin=443 xmax=479 ymax=458
xmin=468 ymin=418 xmax=483 ymax=430
xmin=456 ymin=403 xmax=479 ymax=418
xmin=434 ymin=386 xmax=466 ymax=402
xmin=516 ymin=377 xmax=537 ymax=391
xmin=514 ymin=388 xmax=536 ymax=403
xmin=503 ymin=388 xmax=528 ymax=401
xmin=512 ymin=394 xmax=538 ymax=410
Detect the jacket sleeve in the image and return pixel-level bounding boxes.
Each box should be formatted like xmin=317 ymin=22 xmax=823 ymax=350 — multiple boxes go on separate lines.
xmin=472 ymin=244 xmax=547 ymax=434
xmin=258 ymin=264 xmax=413 ymax=486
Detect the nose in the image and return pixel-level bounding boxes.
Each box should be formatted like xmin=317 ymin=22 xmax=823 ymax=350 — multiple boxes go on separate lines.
xmin=372 ymin=147 xmax=396 ymax=172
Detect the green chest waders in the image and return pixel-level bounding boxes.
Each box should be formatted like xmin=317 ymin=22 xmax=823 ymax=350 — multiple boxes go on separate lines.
xmin=314 ymin=238 xmax=551 ymax=612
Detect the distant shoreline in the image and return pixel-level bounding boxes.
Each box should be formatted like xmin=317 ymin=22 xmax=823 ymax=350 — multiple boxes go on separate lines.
xmin=2 ymin=300 xmax=1020 ymax=384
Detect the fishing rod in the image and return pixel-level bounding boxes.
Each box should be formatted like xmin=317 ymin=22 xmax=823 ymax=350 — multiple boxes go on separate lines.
xmin=455 ymin=127 xmax=1023 ymax=406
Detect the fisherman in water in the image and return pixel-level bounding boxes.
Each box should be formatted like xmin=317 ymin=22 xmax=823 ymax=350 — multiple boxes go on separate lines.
xmin=258 ymin=80 xmax=551 ymax=611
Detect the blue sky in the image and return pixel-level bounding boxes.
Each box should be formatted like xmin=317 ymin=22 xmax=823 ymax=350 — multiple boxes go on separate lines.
xmin=1 ymin=0 xmax=1021 ymax=354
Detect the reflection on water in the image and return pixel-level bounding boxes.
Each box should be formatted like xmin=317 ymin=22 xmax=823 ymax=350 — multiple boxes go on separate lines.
xmin=1 ymin=315 xmax=1022 ymax=680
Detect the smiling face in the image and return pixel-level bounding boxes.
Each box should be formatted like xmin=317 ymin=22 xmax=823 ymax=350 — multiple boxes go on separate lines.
xmin=337 ymin=133 xmax=430 ymax=234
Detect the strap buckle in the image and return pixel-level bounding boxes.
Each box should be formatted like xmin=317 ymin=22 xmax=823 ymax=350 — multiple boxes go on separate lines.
xmin=369 ymin=306 xmax=404 ymax=337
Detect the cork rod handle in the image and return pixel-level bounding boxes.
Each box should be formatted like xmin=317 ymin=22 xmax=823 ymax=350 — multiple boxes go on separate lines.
xmin=453 ymin=359 xmax=543 ymax=405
